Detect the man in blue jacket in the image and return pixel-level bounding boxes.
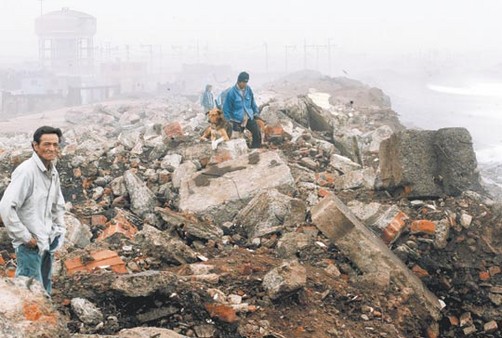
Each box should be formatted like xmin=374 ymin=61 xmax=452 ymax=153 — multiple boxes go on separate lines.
xmin=223 ymin=71 xmax=261 ymax=148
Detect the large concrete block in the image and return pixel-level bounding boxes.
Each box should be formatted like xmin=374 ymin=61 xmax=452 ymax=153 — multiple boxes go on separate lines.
xmin=379 ymin=128 xmax=482 ymax=198
xmin=179 ymin=151 xmax=295 ymax=215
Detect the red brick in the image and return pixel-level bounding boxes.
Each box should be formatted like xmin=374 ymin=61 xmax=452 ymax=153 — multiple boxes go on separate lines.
xmin=479 ymin=271 xmax=490 ymax=281
xmin=82 ymin=178 xmax=93 ymax=190
xmin=426 ymin=322 xmax=439 ymax=338
xmin=210 ymin=150 xmax=233 ymax=164
xmin=163 ymin=122 xmax=184 ymax=139
xmin=64 ymin=250 xmax=126 ymax=275
xmin=73 ymin=168 xmax=82 ymax=178
xmin=315 ymin=172 xmax=337 ymax=187
xmin=318 ymin=188 xmax=333 ymax=198
xmin=264 ymin=124 xmax=284 ymax=139
xmin=448 ymin=315 xmax=459 ymax=326
xmin=410 ymin=220 xmax=436 ymax=235
xmin=22 ymin=300 xmax=57 ymax=324
xmin=158 ymin=172 xmax=171 ymax=184
xmin=381 ymin=211 xmax=408 ymax=244
xmin=204 ymin=303 xmax=238 ymax=323
xmin=412 ymin=264 xmax=429 ymax=278
xmin=91 ymin=214 xmax=108 ymax=226
xmin=97 ymin=212 xmax=137 ymax=241
xmin=6 ymin=267 xmax=15 ymax=278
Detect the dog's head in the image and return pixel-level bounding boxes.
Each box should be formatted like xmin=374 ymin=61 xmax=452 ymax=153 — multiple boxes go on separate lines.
xmin=207 ymin=108 xmax=224 ymax=125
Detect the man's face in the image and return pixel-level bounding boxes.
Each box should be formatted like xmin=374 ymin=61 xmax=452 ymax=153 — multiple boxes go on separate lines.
xmin=33 ymin=133 xmax=60 ymax=163
xmin=238 ymin=80 xmax=248 ymax=90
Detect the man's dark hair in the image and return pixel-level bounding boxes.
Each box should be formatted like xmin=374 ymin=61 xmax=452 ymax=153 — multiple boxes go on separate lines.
xmin=33 ymin=126 xmax=62 ymax=144
xmin=237 ymin=71 xmax=249 ymax=83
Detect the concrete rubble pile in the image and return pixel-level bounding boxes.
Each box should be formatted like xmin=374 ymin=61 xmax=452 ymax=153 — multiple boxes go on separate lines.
xmin=0 ymin=70 xmax=500 ymax=338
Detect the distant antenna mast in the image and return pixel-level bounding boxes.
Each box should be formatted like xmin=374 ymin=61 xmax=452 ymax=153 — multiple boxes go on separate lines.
xmin=39 ymin=0 xmax=44 ymax=16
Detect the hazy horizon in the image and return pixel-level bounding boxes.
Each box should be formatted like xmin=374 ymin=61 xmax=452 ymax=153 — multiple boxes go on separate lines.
xmin=2 ymin=0 xmax=502 ymax=75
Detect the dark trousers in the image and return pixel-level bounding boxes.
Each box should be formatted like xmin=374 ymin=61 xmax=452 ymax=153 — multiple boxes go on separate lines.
xmin=233 ymin=119 xmax=262 ymax=148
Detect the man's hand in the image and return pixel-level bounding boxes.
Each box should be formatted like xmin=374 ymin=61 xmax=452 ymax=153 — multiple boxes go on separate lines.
xmin=25 ymin=238 xmax=37 ymax=248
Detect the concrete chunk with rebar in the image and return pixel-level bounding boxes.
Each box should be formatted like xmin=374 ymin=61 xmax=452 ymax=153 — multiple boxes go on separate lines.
xmin=311 ymin=194 xmax=442 ymax=320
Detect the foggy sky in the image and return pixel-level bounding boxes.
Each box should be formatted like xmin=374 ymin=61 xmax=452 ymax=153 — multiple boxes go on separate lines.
xmin=2 ymin=0 xmax=502 ymax=73
xmin=2 ymin=1 xmax=502 ymax=53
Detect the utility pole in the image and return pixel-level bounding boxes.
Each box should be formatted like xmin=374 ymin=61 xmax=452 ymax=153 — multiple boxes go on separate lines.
xmin=284 ymin=44 xmax=295 ymax=73
xmin=196 ymin=40 xmax=200 ymax=64
xmin=327 ymin=38 xmax=336 ymax=76
xmin=313 ymin=44 xmax=327 ymax=71
xmin=303 ymin=39 xmax=315 ymax=70
xmin=159 ymin=45 xmax=163 ymax=76
xmin=141 ymin=44 xmax=154 ymax=72
xmin=263 ymin=42 xmax=269 ymax=74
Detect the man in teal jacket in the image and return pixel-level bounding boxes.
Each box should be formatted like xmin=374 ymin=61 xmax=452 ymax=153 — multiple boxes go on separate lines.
xmin=223 ymin=71 xmax=261 ymax=148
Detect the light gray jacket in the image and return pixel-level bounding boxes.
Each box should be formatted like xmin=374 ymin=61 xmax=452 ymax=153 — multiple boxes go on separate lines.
xmin=0 ymin=152 xmax=65 ymax=254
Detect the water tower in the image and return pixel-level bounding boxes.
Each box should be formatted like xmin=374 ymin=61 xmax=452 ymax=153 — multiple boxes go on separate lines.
xmin=35 ymin=8 xmax=96 ymax=76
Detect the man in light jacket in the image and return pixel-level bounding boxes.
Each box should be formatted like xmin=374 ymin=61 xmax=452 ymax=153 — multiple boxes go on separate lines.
xmin=223 ymin=71 xmax=262 ymax=148
xmin=0 ymin=126 xmax=66 ymax=294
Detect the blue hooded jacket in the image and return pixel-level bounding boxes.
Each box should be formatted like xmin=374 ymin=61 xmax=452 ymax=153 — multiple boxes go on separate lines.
xmin=223 ymin=84 xmax=259 ymax=123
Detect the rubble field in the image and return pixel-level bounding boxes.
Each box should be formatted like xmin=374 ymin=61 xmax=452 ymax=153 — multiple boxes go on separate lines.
xmin=0 ymin=70 xmax=501 ymax=338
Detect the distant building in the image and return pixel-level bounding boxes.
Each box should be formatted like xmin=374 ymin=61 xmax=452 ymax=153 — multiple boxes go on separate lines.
xmin=100 ymin=61 xmax=149 ymax=94
xmin=35 ymin=8 xmax=96 ymax=76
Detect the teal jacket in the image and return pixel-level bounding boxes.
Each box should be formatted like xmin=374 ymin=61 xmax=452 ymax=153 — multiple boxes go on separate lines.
xmin=223 ymin=84 xmax=259 ymax=123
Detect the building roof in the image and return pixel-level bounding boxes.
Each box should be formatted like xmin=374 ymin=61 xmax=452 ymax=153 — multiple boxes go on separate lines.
xmin=35 ymin=8 xmax=97 ymax=36
xmin=42 ymin=8 xmax=95 ymax=19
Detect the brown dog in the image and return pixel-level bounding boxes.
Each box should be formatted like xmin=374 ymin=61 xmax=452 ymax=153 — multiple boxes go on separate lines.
xmin=200 ymin=108 xmax=232 ymax=144
xmin=255 ymin=116 xmax=267 ymax=141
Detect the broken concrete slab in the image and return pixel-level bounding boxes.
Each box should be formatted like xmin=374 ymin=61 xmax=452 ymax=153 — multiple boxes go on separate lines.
xmin=209 ymin=139 xmax=248 ymax=164
xmin=434 ymin=128 xmax=482 ymax=196
xmin=276 ymin=232 xmax=314 ymax=258
xmin=134 ymin=225 xmax=198 ymax=265
xmin=178 ymin=150 xmax=295 ymax=216
xmin=172 ymin=161 xmax=198 ymax=189
xmin=63 ymin=214 xmax=92 ymax=249
xmin=333 ymin=167 xmax=376 ymax=190
xmin=235 ymin=189 xmax=306 ymax=240
xmin=123 ymin=170 xmax=157 ymax=217
xmin=71 ymin=297 xmax=104 ymax=325
xmin=329 ymin=153 xmax=361 ymax=174
xmin=379 ymin=129 xmax=440 ymax=198
xmin=379 ymin=128 xmax=482 ymax=198
xmin=311 ymin=194 xmax=442 ymax=320
xmin=111 ymin=270 xmax=178 ymax=297
xmin=155 ymin=207 xmax=223 ymax=241
xmin=262 ymin=260 xmax=307 ymax=300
